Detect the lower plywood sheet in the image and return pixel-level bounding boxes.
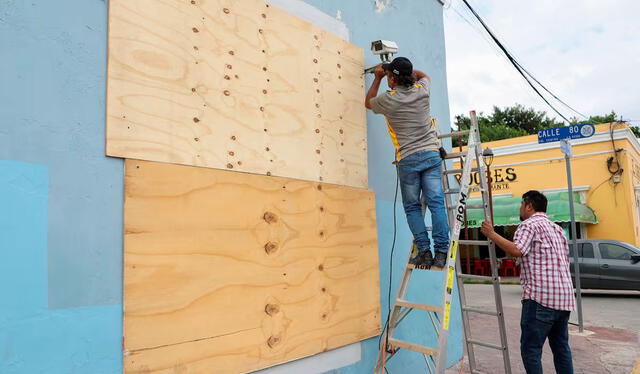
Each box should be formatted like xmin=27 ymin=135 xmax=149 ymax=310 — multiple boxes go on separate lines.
xmin=123 ymin=159 xmax=380 ymax=373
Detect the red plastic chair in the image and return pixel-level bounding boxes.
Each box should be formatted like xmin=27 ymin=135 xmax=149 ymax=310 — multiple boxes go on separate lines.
xmin=472 ymin=259 xmax=489 ymax=276
xmin=500 ymin=258 xmax=518 ymax=277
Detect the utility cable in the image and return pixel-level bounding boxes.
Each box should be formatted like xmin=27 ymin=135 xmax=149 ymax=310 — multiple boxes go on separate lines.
xmin=460 ymin=0 xmax=583 ymax=122
xmin=377 ymin=166 xmax=400 ymax=363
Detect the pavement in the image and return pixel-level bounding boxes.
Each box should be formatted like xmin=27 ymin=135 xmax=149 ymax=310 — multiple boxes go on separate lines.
xmin=445 ymin=284 xmax=640 ymax=374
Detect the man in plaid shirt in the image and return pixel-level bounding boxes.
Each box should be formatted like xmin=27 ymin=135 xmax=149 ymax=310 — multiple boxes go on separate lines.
xmin=481 ymin=190 xmax=575 ymax=374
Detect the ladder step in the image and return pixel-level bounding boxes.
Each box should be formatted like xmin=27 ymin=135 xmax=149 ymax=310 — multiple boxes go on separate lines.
xmin=443 ymin=151 xmax=466 ymax=159
xmin=407 ymin=264 xmax=443 ymax=271
xmin=462 ymin=306 xmax=498 ymax=316
xmin=443 ymin=167 xmax=479 ymax=174
xmin=466 ymin=338 xmax=505 ymax=351
xmin=387 ymin=338 xmax=438 ymax=356
xmin=458 ymin=273 xmax=493 ymax=281
xmin=438 ymin=130 xmax=470 ymax=139
xmin=396 ymin=299 xmax=443 ymax=313
xmin=444 ymin=188 xmax=460 ymax=194
xmin=459 ymin=240 xmax=490 ymax=246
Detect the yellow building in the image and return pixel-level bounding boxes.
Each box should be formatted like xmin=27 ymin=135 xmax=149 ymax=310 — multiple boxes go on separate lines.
xmin=454 ymin=122 xmax=640 ymax=249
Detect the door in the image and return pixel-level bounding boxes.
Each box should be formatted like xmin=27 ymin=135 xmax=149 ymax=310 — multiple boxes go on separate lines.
xmin=569 ymin=242 xmax=599 ymax=289
xmin=596 ymin=242 xmax=640 ymax=290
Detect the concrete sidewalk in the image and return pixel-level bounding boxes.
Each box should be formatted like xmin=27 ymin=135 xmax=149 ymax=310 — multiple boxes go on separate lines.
xmin=446 ymin=285 xmax=640 ymax=373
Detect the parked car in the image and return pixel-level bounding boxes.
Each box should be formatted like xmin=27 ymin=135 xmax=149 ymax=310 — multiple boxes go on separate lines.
xmin=568 ymin=239 xmax=640 ymax=291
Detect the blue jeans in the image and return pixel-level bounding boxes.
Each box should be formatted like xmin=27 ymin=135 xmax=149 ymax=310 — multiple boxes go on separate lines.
xmin=521 ymin=299 xmax=574 ymax=374
xmin=396 ymin=150 xmax=449 ymax=254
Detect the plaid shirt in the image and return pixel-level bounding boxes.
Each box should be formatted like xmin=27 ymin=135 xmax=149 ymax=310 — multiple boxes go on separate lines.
xmin=513 ymin=212 xmax=576 ymax=311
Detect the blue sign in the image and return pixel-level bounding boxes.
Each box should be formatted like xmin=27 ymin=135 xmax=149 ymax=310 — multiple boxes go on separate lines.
xmin=538 ymin=123 xmax=595 ymax=144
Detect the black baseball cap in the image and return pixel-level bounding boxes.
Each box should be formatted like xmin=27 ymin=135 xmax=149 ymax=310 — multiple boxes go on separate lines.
xmin=383 ymin=57 xmax=413 ymax=76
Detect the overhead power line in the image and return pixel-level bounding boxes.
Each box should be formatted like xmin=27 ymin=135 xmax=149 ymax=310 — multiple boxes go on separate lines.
xmin=459 ymin=0 xmax=587 ymax=122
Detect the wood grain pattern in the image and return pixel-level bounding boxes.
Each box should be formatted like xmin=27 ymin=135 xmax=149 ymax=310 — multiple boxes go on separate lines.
xmin=123 ymin=159 xmax=380 ymax=373
xmin=107 ymin=0 xmax=367 ymax=188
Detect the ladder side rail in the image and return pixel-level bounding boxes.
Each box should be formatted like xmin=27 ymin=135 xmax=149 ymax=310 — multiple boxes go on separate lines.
xmin=434 ymin=125 xmax=479 ymax=374
xmin=374 ymin=247 xmax=416 ymax=374
xmin=450 ymin=116 xmax=481 ymax=374
xmin=471 ymin=112 xmax=512 ymax=374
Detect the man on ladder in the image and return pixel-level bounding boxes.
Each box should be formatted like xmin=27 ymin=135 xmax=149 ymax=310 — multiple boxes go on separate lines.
xmin=365 ymin=56 xmax=450 ymax=269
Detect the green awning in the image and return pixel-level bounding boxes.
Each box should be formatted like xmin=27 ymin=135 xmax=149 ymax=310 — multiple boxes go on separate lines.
xmin=464 ymin=192 xmax=597 ymax=228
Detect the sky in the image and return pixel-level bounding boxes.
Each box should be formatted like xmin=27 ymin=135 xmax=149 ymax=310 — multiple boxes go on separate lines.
xmin=443 ymin=0 xmax=640 ymax=127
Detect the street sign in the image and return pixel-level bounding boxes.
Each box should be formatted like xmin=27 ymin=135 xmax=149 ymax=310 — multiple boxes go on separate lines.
xmin=560 ymin=139 xmax=572 ymax=156
xmin=535 ymin=122 xmax=595 ymax=333
xmin=537 ymin=123 xmax=595 ymax=144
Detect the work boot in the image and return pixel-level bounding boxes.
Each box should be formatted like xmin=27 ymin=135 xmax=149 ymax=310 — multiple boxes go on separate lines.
xmin=432 ymin=251 xmax=448 ymax=269
xmin=410 ymin=250 xmax=433 ymax=269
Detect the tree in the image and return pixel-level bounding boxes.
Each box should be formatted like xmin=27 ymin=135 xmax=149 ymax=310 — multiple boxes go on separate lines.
xmin=570 ymin=110 xmax=640 ymax=138
xmin=454 ymin=104 xmax=563 ymax=144
xmin=453 ymin=106 xmax=639 ymax=144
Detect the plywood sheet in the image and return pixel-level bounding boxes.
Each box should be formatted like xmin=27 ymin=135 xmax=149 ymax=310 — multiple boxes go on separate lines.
xmin=123 ymin=159 xmax=380 ymax=373
xmin=107 ymin=0 xmax=367 ymax=188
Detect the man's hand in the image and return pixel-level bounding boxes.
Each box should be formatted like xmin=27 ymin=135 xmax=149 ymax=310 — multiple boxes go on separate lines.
xmin=480 ymin=220 xmax=495 ymax=237
xmin=365 ymin=65 xmax=385 ymax=110
xmin=374 ymin=64 xmax=386 ymax=80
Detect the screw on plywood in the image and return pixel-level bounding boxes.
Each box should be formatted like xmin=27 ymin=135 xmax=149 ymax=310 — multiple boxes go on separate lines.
xmin=223 ymin=8 xmax=230 ymax=14
xmin=193 ymin=117 xmax=200 ymax=123
xmin=228 ymin=151 xmax=234 ymax=156
xmin=226 ymin=163 xmax=233 ymax=169
xmin=192 ymin=27 xmax=199 ymax=33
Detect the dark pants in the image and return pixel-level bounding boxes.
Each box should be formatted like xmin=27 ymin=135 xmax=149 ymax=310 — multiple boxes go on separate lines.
xmin=520 ymin=299 xmax=573 ymax=374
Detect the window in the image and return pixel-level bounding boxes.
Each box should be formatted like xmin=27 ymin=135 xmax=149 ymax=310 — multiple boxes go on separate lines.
xmin=599 ymin=243 xmax=634 ymax=260
xmin=568 ymin=243 xmax=595 ymax=258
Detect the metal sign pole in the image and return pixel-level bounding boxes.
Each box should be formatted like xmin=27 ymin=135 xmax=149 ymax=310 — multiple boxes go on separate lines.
xmin=562 ymin=139 xmax=584 ymax=333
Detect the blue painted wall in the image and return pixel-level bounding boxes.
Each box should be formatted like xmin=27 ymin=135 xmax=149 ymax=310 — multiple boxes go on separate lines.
xmin=0 ymin=0 xmax=123 ymax=372
xmin=0 ymin=0 xmax=459 ymax=372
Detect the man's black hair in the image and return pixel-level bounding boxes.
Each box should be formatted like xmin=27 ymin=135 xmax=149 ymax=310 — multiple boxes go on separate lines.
xmin=522 ymin=190 xmax=547 ymax=212
xmin=393 ymin=73 xmax=416 ymax=87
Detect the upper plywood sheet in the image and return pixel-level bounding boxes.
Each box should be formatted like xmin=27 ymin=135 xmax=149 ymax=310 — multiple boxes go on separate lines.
xmin=123 ymin=159 xmax=380 ymax=373
xmin=107 ymin=0 xmax=367 ymax=188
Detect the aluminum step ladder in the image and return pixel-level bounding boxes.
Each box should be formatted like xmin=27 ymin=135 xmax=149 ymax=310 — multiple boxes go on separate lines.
xmin=374 ymin=111 xmax=511 ymax=374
